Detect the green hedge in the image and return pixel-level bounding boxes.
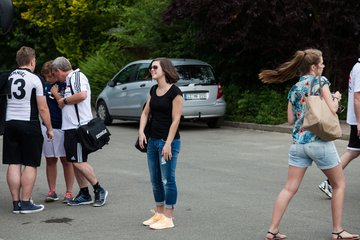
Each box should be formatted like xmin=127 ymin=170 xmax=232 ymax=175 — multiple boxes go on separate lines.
xmin=224 ymin=84 xmax=347 ymax=125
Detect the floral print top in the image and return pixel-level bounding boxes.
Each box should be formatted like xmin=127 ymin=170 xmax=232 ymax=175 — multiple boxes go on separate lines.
xmin=287 ymin=75 xmax=330 ymax=144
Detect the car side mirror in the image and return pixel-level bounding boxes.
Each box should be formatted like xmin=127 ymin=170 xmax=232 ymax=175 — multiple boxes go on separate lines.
xmin=0 ymin=0 xmax=13 ymax=35
xmin=107 ymin=81 xmax=115 ymax=87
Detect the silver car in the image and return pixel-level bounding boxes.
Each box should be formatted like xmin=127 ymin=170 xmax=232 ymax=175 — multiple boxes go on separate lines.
xmin=96 ymin=59 xmax=226 ymax=128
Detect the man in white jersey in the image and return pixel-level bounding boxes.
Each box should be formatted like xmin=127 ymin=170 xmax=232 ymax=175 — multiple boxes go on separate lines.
xmin=318 ymin=47 xmax=360 ymax=199
xmin=51 ymin=56 xmax=108 ymax=207
xmin=3 ymin=46 xmax=54 ymax=214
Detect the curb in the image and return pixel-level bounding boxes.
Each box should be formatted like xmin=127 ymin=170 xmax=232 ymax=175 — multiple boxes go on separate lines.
xmin=223 ymin=121 xmax=350 ymax=141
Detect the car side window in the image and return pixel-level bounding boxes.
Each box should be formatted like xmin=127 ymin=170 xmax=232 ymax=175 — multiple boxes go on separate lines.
xmin=135 ymin=63 xmax=151 ymax=81
xmin=113 ymin=64 xmax=138 ymax=84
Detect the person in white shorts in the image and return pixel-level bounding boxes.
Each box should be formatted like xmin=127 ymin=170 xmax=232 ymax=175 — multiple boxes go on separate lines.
xmin=40 ymin=61 xmax=74 ymax=203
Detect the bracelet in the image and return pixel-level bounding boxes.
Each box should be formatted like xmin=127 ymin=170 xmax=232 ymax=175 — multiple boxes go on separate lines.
xmin=63 ymin=98 xmax=68 ymax=104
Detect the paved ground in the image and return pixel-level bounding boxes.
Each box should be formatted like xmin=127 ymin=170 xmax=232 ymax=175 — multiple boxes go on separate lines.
xmin=0 ymin=121 xmax=359 ymax=240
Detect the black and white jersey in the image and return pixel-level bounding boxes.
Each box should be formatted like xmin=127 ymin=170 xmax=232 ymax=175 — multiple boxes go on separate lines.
xmin=6 ymin=68 xmax=45 ymax=121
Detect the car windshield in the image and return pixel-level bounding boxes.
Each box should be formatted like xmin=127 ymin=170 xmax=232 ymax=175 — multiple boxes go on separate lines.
xmin=175 ymin=65 xmax=216 ymax=86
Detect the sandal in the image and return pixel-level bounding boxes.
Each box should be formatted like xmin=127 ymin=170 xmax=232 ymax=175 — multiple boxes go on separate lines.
xmin=332 ymin=230 xmax=360 ymax=239
xmin=265 ymin=231 xmax=287 ymax=240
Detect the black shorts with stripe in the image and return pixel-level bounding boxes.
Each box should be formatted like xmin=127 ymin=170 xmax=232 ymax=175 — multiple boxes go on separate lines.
xmin=64 ymin=129 xmax=88 ymax=163
xmin=348 ymin=125 xmax=360 ymax=150
xmin=3 ymin=120 xmax=43 ymax=167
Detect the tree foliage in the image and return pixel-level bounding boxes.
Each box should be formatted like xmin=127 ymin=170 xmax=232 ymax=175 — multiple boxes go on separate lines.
xmin=79 ymin=0 xmax=199 ymax=102
xmin=165 ymin=0 xmax=360 ymax=90
xmin=0 ymin=7 xmax=58 ymax=71
xmin=2 ymin=0 xmax=359 ymax=123
xmin=109 ymin=0 xmax=197 ymax=59
xmin=12 ymin=0 xmax=124 ymax=65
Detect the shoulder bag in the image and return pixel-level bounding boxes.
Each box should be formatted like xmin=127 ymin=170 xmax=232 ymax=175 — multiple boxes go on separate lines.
xmin=135 ymin=113 xmax=151 ymax=153
xmin=302 ymin=76 xmax=342 ymax=141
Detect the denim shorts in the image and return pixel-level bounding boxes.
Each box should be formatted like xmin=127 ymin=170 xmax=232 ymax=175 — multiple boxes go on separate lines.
xmin=288 ymin=140 xmax=340 ymax=170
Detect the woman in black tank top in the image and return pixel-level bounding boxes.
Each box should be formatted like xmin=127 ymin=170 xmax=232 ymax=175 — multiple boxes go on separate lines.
xmin=138 ymin=58 xmax=183 ymax=230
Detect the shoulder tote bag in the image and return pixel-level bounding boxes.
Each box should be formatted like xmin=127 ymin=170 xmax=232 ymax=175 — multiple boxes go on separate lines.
xmin=135 ymin=113 xmax=151 ymax=153
xmin=302 ymin=76 xmax=342 ymax=141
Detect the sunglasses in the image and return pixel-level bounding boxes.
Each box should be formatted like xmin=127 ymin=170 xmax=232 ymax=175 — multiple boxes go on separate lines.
xmin=149 ymin=65 xmax=159 ymax=71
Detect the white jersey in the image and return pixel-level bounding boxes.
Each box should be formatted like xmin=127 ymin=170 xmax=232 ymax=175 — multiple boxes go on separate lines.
xmin=61 ymin=69 xmax=93 ymax=130
xmin=6 ymin=68 xmax=44 ymax=121
xmin=347 ymin=58 xmax=360 ymax=125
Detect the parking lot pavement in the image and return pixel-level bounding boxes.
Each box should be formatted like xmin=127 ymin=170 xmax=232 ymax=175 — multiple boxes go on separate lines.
xmin=0 ymin=121 xmax=359 ymax=240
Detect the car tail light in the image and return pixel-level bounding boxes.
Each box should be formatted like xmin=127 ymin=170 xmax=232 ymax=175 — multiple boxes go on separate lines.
xmin=217 ymin=83 xmax=224 ymax=99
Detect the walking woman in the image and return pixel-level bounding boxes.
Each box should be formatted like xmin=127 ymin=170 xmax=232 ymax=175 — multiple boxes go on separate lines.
xmin=259 ymin=49 xmax=359 ymax=240
xmin=138 ymin=58 xmax=183 ymax=230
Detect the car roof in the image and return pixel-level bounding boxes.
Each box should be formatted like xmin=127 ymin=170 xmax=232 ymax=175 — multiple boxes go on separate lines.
xmin=126 ymin=58 xmax=211 ymax=67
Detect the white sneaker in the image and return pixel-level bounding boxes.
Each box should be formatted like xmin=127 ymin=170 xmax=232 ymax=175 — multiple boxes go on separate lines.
xmin=318 ymin=180 xmax=332 ymax=199
xmin=149 ymin=216 xmax=174 ymax=230
xmin=142 ymin=210 xmax=163 ymax=226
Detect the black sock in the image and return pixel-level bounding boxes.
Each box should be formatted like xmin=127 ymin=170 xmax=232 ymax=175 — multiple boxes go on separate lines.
xmin=93 ymin=182 xmax=101 ymax=191
xmin=80 ymin=187 xmax=90 ymax=195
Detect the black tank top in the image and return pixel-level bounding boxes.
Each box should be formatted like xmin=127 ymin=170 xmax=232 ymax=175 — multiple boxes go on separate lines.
xmin=149 ymin=84 xmax=182 ymax=140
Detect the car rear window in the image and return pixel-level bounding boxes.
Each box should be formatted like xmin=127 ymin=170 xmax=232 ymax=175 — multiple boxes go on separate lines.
xmin=175 ymin=65 xmax=216 ymax=85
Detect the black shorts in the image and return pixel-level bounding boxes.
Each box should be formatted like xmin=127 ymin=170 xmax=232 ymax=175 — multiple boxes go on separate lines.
xmin=348 ymin=125 xmax=360 ymax=150
xmin=3 ymin=120 xmax=43 ymax=167
xmin=64 ymin=129 xmax=88 ymax=163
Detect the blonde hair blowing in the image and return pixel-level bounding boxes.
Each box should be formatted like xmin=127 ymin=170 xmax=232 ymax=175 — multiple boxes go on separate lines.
xmin=259 ymin=48 xmax=322 ymax=83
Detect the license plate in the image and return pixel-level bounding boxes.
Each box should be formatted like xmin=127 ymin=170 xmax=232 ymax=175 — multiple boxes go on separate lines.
xmin=184 ymin=92 xmax=208 ymax=100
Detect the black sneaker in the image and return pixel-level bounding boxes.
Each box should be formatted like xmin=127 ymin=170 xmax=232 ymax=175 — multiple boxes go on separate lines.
xmin=67 ymin=192 xmax=93 ymax=206
xmin=21 ymin=200 xmax=44 ymax=214
xmin=12 ymin=201 xmax=21 ymax=214
xmin=93 ymin=187 xmax=108 ymax=207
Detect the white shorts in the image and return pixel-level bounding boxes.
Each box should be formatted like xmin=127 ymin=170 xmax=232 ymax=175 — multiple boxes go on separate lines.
xmin=41 ymin=125 xmax=66 ymax=157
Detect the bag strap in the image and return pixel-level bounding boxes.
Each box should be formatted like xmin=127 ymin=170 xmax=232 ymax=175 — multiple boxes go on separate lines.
xmin=308 ymin=76 xmax=323 ymax=97
xmin=68 ymin=71 xmax=81 ymax=126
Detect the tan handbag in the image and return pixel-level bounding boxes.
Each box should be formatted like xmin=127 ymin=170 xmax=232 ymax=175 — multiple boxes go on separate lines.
xmin=302 ymin=76 xmax=342 ymax=141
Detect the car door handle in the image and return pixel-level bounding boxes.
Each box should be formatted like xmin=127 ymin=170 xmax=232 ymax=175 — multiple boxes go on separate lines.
xmin=140 ymin=84 xmax=146 ymax=87
xmin=122 ymin=86 xmax=127 ymax=90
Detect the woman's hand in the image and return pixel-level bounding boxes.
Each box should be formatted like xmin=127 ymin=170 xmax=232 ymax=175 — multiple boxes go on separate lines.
xmin=332 ymin=91 xmax=342 ymax=101
xmin=138 ymin=131 xmax=147 ymax=150
xmin=162 ymin=143 xmax=172 ymax=160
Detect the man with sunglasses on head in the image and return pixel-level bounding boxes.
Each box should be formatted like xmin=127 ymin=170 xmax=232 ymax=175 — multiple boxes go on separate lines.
xmin=51 ymin=56 xmax=108 ymax=207
xmin=318 ymin=45 xmax=360 ymax=199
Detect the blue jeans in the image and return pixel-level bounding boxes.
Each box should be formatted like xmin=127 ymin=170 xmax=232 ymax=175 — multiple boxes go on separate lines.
xmin=147 ymin=138 xmax=181 ymax=209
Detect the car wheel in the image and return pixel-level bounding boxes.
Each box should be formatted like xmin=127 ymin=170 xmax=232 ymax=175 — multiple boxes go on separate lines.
xmin=206 ymin=117 xmax=224 ymax=128
xmin=97 ymin=101 xmax=113 ymax=125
